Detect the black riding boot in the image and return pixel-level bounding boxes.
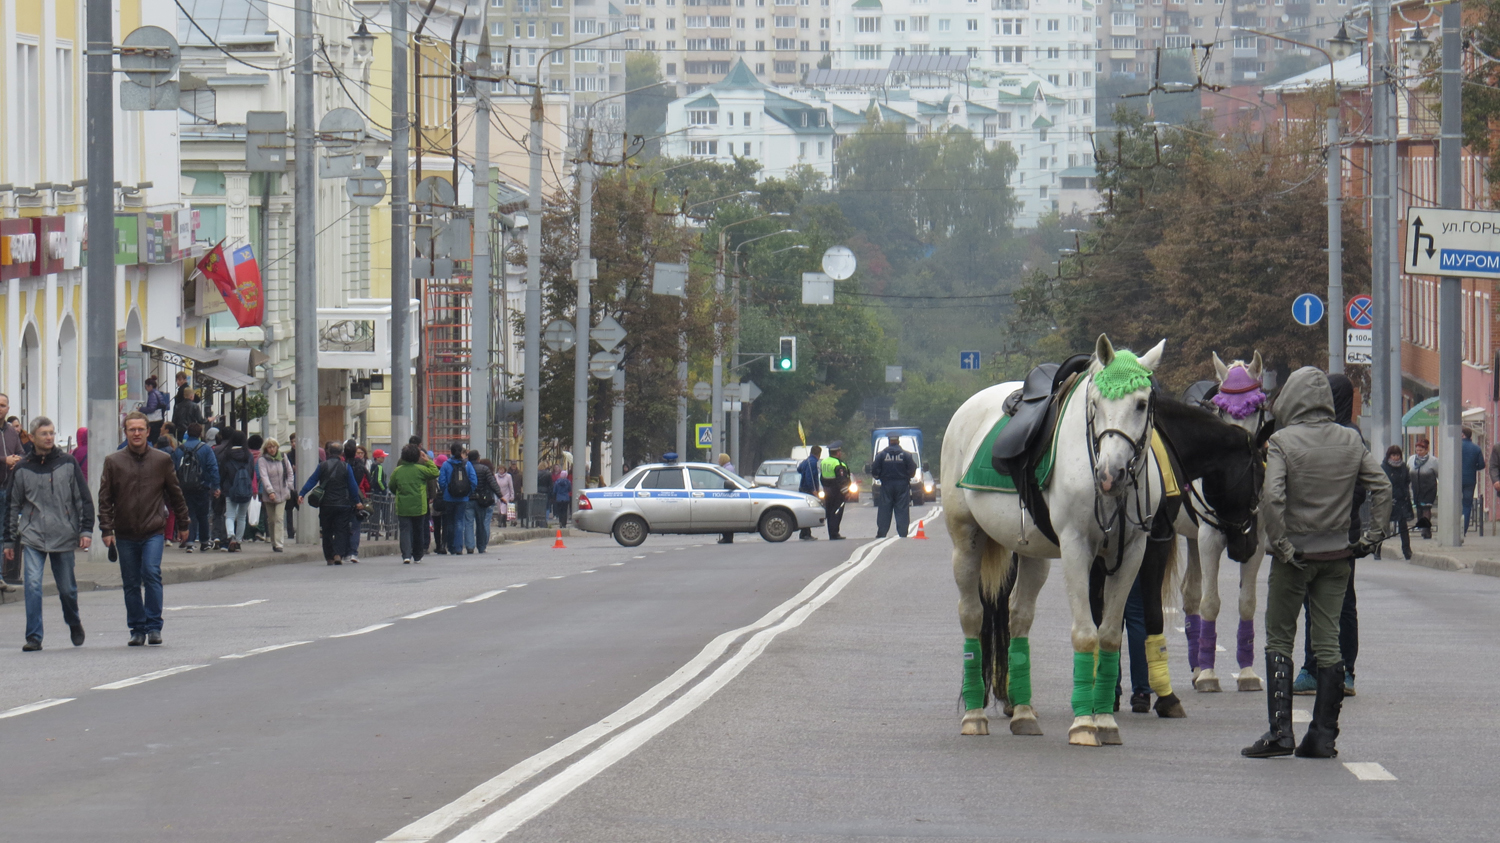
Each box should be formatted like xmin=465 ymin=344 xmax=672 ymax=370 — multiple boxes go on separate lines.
xmin=1295 ymin=662 xmax=1345 ymax=758
xmin=1242 ymin=650 xmax=1296 ymax=758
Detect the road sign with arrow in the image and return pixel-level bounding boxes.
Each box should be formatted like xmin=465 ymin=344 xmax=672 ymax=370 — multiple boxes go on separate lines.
xmin=1406 ymin=206 xmax=1500 ymax=280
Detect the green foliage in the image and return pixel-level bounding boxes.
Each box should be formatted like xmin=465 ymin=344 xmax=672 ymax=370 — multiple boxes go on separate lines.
xmin=242 ymin=391 xmax=269 ymax=420
xmin=1463 ymin=0 xmax=1500 ymax=200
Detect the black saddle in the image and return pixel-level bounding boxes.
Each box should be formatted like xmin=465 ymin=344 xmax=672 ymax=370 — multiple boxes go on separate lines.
xmin=990 ymin=354 xmax=1091 ymax=546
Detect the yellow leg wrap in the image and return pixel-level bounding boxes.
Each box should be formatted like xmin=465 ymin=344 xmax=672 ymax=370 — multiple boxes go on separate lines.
xmin=1145 ymin=633 xmax=1174 ymax=698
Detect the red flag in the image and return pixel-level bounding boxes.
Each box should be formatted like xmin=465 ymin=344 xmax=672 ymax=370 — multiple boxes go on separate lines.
xmin=228 ymin=243 xmax=265 ymax=327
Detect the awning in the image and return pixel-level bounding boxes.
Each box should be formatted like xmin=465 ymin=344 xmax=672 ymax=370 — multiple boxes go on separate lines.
xmin=197 ymin=365 xmax=259 ymax=391
xmin=141 ymin=337 xmax=222 ymax=368
xmin=1402 ymin=397 xmax=1486 ymax=428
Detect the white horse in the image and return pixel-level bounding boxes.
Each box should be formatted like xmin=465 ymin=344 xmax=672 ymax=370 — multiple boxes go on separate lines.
xmin=1180 ymin=351 xmax=1271 ymax=693
xmin=944 ymin=335 xmax=1166 ymax=747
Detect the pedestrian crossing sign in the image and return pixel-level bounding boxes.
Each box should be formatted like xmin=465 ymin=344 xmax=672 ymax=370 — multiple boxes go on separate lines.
xmin=695 ymin=423 xmax=714 ymax=449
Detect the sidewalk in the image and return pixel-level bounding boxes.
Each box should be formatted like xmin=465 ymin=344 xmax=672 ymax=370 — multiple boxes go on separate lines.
xmin=0 ymin=526 xmax=571 ymax=604
xmin=1400 ymin=530 xmax=1500 ymax=578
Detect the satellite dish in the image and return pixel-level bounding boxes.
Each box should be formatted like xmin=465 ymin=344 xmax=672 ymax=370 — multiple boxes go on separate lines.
xmin=821 ymin=245 xmax=857 ymax=281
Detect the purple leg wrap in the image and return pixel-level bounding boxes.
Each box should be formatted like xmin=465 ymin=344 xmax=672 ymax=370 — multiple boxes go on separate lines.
xmin=1198 ymin=619 xmax=1218 ymax=670
xmin=1237 ymin=618 xmax=1255 ymax=669
xmin=1185 ymin=614 xmax=1201 ymax=671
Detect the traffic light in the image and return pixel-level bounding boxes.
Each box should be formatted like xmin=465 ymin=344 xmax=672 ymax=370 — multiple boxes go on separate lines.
xmin=773 ymin=336 xmax=797 ymax=372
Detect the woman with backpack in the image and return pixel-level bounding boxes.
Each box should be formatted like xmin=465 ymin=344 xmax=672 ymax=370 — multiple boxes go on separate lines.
xmin=255 ymin=438 xmax=295 ymax=552
xmin=142 ymin=376 xmax=170 ymax=443
xmin=219 ymin=431 xmax=254 ymax=552
xmin=298 ymin=441 xmax=365 ymax=565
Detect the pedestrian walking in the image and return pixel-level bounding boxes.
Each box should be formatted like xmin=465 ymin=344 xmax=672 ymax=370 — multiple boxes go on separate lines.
xmin=342 ymin=440 xmax=368 ymax=564
xmin=99 ymin=412 xmax=190 ymax=647
xmin=1410 ymin=439 xmax=1437 ymax=539
xmin=795 ymin=446 xmax=822 ymax=541
xmin=6 ymin=417 xmax=94 ymax=651
xmin=142 ymin=376 xmax=170 ymax=443
xmin=0 ymin=392 xmax=25 ymax=587
xmin=255 ymin=438 xmax=295 ymax=552
xmin=369 ymin=449 xmax=390 ymax=494
xmin=552 ymin=469 xmax=573 ymax=528
xmin=1463 ymin=427 xmax=1486 ymax=534
xmin=1376 ymin=445 xmax=1413 ymax=561
xmin=494 ymin=459 xmax=515 ymax=528
xmin=470 ymin=452 xmax=503 ymax=553
xmin=172 ymin=423 xmax=220 ymax=553
xmin=536 ymin=461 xmax=554 ymax=526
xmin=171 ymin=386 xmax=204 ymax=433
xmin=432 ymin=453 xmax=449 ymax=553
xmin=437 ymin=445 xmax=478 ymax=554
xmin=820 ymin=442 xmax=851 ymax=541
xmin=1243 ymin=367 xmax=1390 ymax=760
xmin=206 ymin=428 xmax=231 ymax=550
xmin=72 ymin=427 xmax=89 ymax=478
xmin=873 ymin=434 xmax=918 ymax=538
xmin=219 ymin=431 xmax=253 ymax=552
xmin=392 ymin=444 xmax=440 ymax=563
xmin=298 ymin=442 xmax=365 ymax=565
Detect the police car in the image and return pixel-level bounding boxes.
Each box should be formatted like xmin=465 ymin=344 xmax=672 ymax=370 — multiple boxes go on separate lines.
xmin=573 ymin=460 xmax=827 ymax=547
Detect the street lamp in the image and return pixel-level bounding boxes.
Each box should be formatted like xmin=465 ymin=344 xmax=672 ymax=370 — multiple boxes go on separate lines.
xmin=1328 ymin=23 xmax=1359 ymax=60
xmin=1405 ymin=23 xmax=1435 ymax=62
xmin=350 ymin=18 xmax=376 ymax=58
xmin=711 ymin=212 xmax=789 ymax=461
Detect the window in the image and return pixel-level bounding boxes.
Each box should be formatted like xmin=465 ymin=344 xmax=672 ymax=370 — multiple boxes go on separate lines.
xmin=855 ymin=44 xmax=881 ymax=60
xmin=666 ymin=62 xmax=677 ymax=74
xmin=1038 ymin=129 xmax=1047 ymax=141
xmin=818 ymin=141 xmax=825 ymax=155
xmin=855 ymin=16 xmax=879 ymax=31
xmin=690 ymin=140 xmax=720 ymax=155
xmin=820 ymin=17 xmax=829 ymax=27
xmin=996 ymin=18 xmax=1022 ymax=34
xmin=776 ymin=37 xmax=796 ymax=49
xmin=711 ymin=12 xmax=730 ymax=22
xmin=911 ymin=15 xmax=929 ymax=31
xmin=1046 ymin=18 xmax=1059 ymax=30
xmin=937 ymin=18 xmax=951 ymax=31
xmin=737 ymin=17 xmax=746 ymax=27
xmin=688 ymin=14 xmax=707 ymax=25
xmin=492 ymin=21 xmax=506 ymax=36
xmin=743 ymin=142 xmax=751 ymax=155
xmin=774 ymin=14 xmax=794 ymax=26
xmin=1047 ymin=47 xmax=1059 ymax=58
xmin=799 ymin=141 xmax=807 ymax=157
xmin=997 ymin=112 xmax=1011 ymax=128
xmin=552 ymin=21 xmax=565 ymax=34
xmin=998 ymin=45 xmax=1023 ymax=61
xmin=711 ymin=37 xmax=731 ymax=48
xmin=1112 ymin=12 xmax=1135 ymax=25
xmin=687 ymin=37 xmax=708 ymax=48
xmin=527 ymin=21 xmax=536 ymax=37
xmin=575 ymin=18 xmax=597 ymax=33
xmin=775 ymin=59 xmax=797 ymax=72
xmin=756 ymin=17 xmax=765 ymax=27
xmin=756 ymin=62 xmax=766 ymax=72
xmin=641 ymin=468 xmax=687 ymax=489
xmin=689 ymin=109 xmax=719 ymax=124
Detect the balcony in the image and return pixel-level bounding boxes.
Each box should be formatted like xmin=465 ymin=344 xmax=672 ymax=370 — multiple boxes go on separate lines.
xmin=991 ymin=0 xmax=1029 ymax=8
xmin=1233 ymin=45 xmax=1259 ymax=58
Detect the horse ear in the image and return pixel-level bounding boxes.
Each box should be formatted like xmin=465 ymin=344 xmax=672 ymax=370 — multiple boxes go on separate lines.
xmin=1253 ymin=418 xmax=1277 ymax=452
xmin=1138 ymin=339 xmax=1166 ymax=371
xmin=1094 ymin=333 xmax=1115 ymax=367
xmin=1250 ymin=350 xmax=1264 ymax=380
xmin=1212 ymin=351 xmax=1229 ymax=381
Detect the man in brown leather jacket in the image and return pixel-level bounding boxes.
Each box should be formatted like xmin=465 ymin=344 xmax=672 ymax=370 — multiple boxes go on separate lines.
xmin=99 ymin=412 xmax=191 ymax=647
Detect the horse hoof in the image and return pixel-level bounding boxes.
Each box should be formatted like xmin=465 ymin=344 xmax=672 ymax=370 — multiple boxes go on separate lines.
xmin=1009 ymin=705 xmax=1043 ymax=736
xmin=1195 ymin=670 xmax=1222 ymax=693
xmin=961 ymin=710 xmax=990 ymax=736
xmin=1236 ymin=668 xmax=1263 ymax=692
xmin=1094 ymin=714 xmax=1123 ymax=745
xmin=1154 ymin=693 xmax=1188 ymax=719
xmin=1002 ymin=701 xmax=1015 ymax=718
xmin=1068 ymin=716 xmax=1099 ymax=747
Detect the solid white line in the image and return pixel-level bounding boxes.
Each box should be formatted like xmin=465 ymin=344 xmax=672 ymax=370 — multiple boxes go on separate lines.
xmin=93 ymin=665 xmax=210 ymax=691
xmin=0 ymin=698 xmax=76 ymax=719
xmin=546 ymin=576 xmax=565 ymax=580
xmin=165 ymin=599 xmax=268 ymax=611
xmin=1344 ymin=762 xmax=1398 ymax=781
xmin=581 ymin=570 xmax=596 ymax=574
xmin=221 ymin=641 xmax=312 ymax=660
xmin=505 ymin=583 xmax=528 ymax=588
xmin=463 ymin=590 xmax=506 ymax=603
xmin=448 ymin=537 xmax=900 ymax=843
xmin=402 ymin=605 xmax=456 ymax=620
xmin=608 ymin=563 xmax=623 ymax=566
xmin=632 ymin=556 xmax=644 ymax=559
xmin=330 ymin=623 xmax=394 ymax=638
xmin=379 ymin=537 xmax=892 ymax=843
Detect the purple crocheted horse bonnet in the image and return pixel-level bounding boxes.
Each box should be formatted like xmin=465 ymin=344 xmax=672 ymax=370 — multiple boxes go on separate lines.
xmin=1212 ymin=365 xmax=1267 ymax=420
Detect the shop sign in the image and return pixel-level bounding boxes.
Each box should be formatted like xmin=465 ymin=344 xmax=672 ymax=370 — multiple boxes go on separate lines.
xmin=0 ymin=219 xmax=40 ymax=280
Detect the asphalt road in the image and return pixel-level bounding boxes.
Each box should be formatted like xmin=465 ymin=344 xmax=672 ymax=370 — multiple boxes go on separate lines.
xmin=2 ymin=502 xmax=1495 ymax=842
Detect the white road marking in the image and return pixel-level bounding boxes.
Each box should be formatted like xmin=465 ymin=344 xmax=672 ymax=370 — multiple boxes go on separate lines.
xmin=402 ymin=606 xmax=456 ymax=620
xmin=330 ymin=623 xmax=394 ymax=638
xmin=0 ymin=698 xmax=75 ymax=719
xmin=546 ymin=576 xmax=565 ymax=580
xmin=632 ymin=556 xmax=645 ymax=559
xmin=93 ymin=665 xmax=210 ymax=691
xmin=581 ymin=570 xmax=596 ymax=574
xmin=165 ymin=599 xmax=268 ymax=611
xmin=608 ymin=563 xmax=623 ymax=566
xmin=221 ymin=641 xmax=312 ymax=659
xmin=463 ymin=590 xmax=506 ymax=603
xmin=652 ymin=550 xmax=664 ymax=554
xmin=446 ymin=536 xmax=901 ymax=843
xmin=505 ymin=583 xmax=528 ymax=588
xmin=381 ymin=537 xmax=896 ymax=843
xmin=1292 ymin=709 xmax=1312 ymax=724
xmin=1344 ymin=762 xmax=1398 ymax=781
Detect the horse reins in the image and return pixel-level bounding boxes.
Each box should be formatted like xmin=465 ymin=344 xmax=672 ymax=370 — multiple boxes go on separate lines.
xmin=1086 ymin=385 xmax=1157 ymax=576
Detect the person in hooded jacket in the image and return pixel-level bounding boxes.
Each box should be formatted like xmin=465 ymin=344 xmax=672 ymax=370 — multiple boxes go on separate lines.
xmin=1243 ymin=367 xmax=1390 ymax=760
xmin=219 ymin=430 xmax=254 ymax=552
xmin=1409 ymin=439 xmax=1437 ymax=539
xmin=73 ymin=427 xmax=89 ymax=478
xmin=1375 ymin=445 xmax=1413 ymax=561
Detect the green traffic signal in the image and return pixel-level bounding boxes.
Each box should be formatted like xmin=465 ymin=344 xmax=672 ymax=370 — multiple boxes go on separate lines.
xmin=773 ymin=336 xmax=797 ymax=372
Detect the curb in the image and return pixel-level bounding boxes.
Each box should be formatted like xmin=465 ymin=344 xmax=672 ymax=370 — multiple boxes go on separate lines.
xmin=1475 ymin=560 xmax=1500 ymax=578
xmin=0 ymin=528 xmax=570 ymax=604
xmin=1406 ymin=550 xmax=1472 ymax=572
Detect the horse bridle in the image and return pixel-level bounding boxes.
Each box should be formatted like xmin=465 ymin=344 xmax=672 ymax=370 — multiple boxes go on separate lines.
xmin=1183 ymin=443 xmax=1260 ymax=543
xmin=1086 ymin=385 xmax=1157 ymax=575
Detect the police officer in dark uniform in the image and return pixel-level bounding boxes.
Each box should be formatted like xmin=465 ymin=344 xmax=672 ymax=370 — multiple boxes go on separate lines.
xmin=820 ymin=442 xmax=851 ymax=540
xmin=873 ymin=434 xmax=918 ymax=538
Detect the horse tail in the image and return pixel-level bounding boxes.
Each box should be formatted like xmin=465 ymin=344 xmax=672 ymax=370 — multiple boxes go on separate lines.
xmin=978 ymin=540 xmax=1014 ymax=707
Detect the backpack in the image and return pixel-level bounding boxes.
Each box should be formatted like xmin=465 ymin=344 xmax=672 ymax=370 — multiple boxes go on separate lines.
xmin=177 ymin=443 xmax=208 ymax=494
xmin=447 ymin=459 xmax=473 ymax=498
xmin=228 ymin=459 xmax=253 ymax=503
xmin=474 ymin=466 xmax=496 ymax=507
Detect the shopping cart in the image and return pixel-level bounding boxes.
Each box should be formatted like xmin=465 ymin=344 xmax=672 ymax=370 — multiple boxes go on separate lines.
xmin=365 ymin=492 xmax=398 ymax=541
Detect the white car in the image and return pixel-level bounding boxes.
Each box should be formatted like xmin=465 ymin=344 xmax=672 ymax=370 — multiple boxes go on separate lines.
xmin=753 ymin=459 xmax=800 ymax=487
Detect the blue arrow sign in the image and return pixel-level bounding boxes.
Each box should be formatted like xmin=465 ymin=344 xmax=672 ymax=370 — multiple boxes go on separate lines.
xmin=695 ymin=423 xmax=714 ymax=449
xmin=959 ymin=351 xmax=981 ymax=370
xmin=1292 ymin=293 xmax=1325 ymax=327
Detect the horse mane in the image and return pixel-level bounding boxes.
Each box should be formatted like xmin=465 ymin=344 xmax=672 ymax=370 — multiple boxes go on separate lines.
xmin=1153 ymin=393 xmax=1251 ymax=476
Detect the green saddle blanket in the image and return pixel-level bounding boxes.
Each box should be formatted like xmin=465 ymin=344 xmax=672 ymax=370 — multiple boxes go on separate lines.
xmin=957 ymin=379 xmax=1079 ymax=494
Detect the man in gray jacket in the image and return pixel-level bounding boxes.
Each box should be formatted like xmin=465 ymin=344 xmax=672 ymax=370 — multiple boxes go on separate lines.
xmin=5 ymin=417 xmax=95 ymax=651
xmin=1243 ymin=367 xmax=1390 ymax=759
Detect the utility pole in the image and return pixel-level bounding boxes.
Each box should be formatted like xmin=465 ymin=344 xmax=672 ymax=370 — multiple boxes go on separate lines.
xmin=1388 ymin=102 xmax=1403 ymax=448
xmin=1327 ymin=106 xmax=1344 ymax=374
xmin=1368 ymin=0 xmax=1391 ymax=456
xmin=294 ymin=0 xmax=319 ymax=542
xmin=523 ymin=85 xmax=543 ymax=502
xmin=572 ymin=131 xmax=595 ymax=509
xmin=712 ymin=232 xmax=726 ymax=462
xmin=470 ymin=4 xmax=493 ymax=454
xmin=391 ymin=0 xmax=412 ymax=470
xmin=676 ymin=347 xmax=688 ymax=457
xmin=1438 ymin=1 xmax=1464 ymax=546
xmin=85 ymin=0 xmax=114 ymax=555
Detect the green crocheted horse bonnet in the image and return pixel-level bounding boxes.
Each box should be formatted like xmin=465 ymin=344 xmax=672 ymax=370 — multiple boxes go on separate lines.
xmin=1094 ymin=350 xmax=1153 ymax=400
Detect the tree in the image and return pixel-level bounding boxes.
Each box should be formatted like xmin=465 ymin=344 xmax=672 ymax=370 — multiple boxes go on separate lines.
xmin=1095 ymin=52 xmax=1203 ymax=128
xmin=625 ymin=52 xmax=674 ymax=160
xmin=1462 ymin=0 xmax=1500 ymax=201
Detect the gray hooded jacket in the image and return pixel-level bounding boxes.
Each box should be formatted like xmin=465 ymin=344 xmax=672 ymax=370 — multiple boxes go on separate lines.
xmin=1263 ymin=367 xmax=1391 ymax=559
xmin=6 ymin=448 xmax=95 ymax=553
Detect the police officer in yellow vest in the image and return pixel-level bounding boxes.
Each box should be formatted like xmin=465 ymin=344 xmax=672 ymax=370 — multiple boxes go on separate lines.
xmin=820 ymin=442 xmax=851 ymax=541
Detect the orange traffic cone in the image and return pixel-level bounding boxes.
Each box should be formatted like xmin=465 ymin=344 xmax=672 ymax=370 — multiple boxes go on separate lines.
xmin=552 ymin=529 xmax=567 ymax=549
xmin=913 ymin=519 xmax=928 ymax=540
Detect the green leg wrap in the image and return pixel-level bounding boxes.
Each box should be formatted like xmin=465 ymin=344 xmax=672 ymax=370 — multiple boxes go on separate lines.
xmin=1071 ymin=650 xmax=1097 ymax=717
xmin=1093 ymin=649 xmax=1121 ymax=715
xmin=961 ymin=638 xmax=986 ymax=711
xmin=1006 ymin=637 xmax=1032 ymax=707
